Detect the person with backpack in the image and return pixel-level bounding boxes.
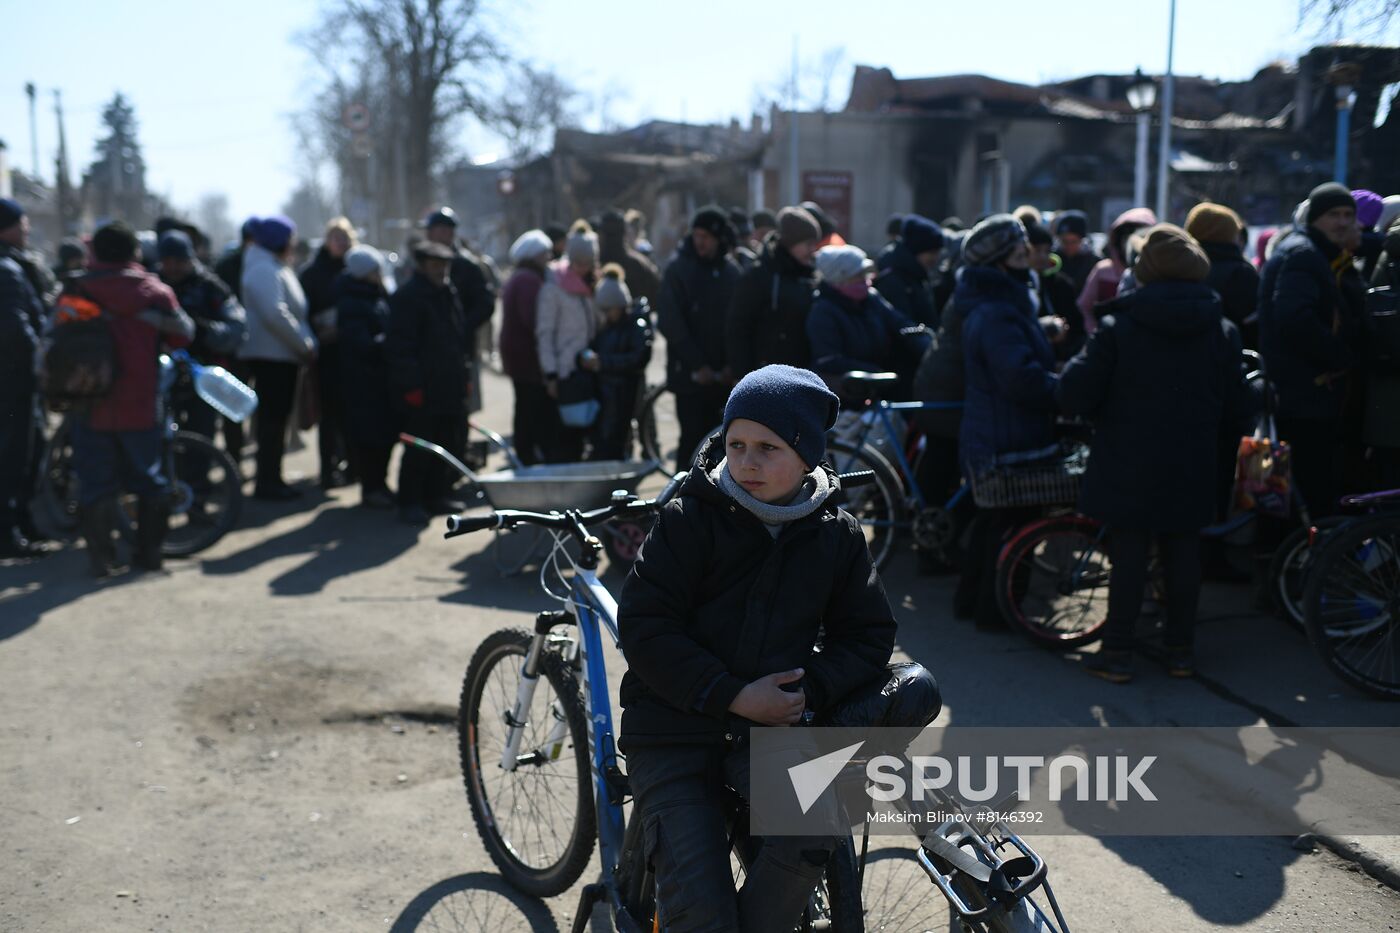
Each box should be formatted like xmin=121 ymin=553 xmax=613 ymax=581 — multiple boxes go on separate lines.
xmin=0 ymin=199 xmax=49 ymax=558
xmin=68 ymin=222 xmax=194 ymax=576
xmin=588 ymin=264 xmax=653 ymax=461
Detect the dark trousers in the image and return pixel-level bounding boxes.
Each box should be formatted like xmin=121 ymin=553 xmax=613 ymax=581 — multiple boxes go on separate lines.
xmin=69 ymin=421 xmax=166 ymax=507
xmin=315 ymin=348 xmax=348 ymax=481
xmin=627 ymin=742 xmax=836 ymax=933
xmin=0 ymin=392 xmax=37 ymax=528
xmin=353 ymin=444 xmax=393 ymax=495
xmin=955 ymin=507 xmax=1036 ymax=624
xmin=397 ymin=409 xmax=464 ymax=508
xmin=248 ymin=360 xmax=300 ymax=492
xmin=675 ymin=385 xmax=728 ymax=469
xmin=1278 ymin=417 xmax=1344 ymax=517
xmin=511 ymin=379 xmax=558 ymax=467
xmin=1102 ymin=527 xmax=1201 ymax=653
xmin=173 ymin=388 xmax=217 ymax=496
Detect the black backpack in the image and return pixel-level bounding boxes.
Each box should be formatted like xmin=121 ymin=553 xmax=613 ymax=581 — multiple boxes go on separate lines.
xmin=42 ymin=272 xmax=119 ymax=407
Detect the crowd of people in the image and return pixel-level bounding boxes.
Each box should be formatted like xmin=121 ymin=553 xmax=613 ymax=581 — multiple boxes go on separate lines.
xmin=3 ymin=179 xmax=1399 ymax=682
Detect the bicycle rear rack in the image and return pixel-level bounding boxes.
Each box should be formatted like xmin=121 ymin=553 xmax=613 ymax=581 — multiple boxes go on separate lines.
xmin=917 ymin=817 xmax=1071 ymax=931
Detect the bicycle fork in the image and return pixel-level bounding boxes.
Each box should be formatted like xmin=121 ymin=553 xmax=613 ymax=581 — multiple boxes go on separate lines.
xmin=499 ymin=611 xmax=573 ymax=772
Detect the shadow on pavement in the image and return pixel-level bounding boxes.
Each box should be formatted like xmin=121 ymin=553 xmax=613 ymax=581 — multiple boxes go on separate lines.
xmin=0 ymin=549 xmax=151 ymax=642
xmin=201 ymin=504 xmax=419 ymax=595
xmin=388 ymin=871 xmax=559 ymax=933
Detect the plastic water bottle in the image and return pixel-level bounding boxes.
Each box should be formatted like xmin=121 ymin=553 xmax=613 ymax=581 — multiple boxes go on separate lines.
xmin=192 ymin=362 xmax=259 ymax=423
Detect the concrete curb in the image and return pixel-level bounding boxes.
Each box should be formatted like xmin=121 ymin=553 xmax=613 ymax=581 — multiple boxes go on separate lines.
xmin=1299 ymin=833 xmax=1400 ymax=891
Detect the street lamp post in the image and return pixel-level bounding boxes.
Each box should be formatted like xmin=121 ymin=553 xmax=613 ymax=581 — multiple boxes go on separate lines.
xmin=1156 ymin=0 xmax=1178 ymax=221
xmin=1126 ymin=69 xmax=1157 ymax=208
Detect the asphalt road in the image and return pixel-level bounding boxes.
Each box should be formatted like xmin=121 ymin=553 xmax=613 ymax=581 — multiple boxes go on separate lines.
xmin=3 ymin=358 xmax=1399 ymax=933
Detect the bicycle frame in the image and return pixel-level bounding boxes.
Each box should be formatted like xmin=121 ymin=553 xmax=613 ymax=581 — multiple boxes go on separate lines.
xmin=841 ymin=398 xmax=968 ymax=513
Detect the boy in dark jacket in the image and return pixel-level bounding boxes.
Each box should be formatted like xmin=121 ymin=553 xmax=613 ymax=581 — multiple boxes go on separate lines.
xmin=618 ymin=365 xmax=905 ymax=932
xmin=588 ymin=264 xmax=652 ymax=461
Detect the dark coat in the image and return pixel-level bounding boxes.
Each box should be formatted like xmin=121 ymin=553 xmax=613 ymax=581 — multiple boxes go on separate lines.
xmin=599 ymin=233 xmax=661 ymax=307
xmin=1038 ymin=267 xmax=1084 ymax=360
xmin=498 ymin=264 xmax=547 ymax=383
xmin=1056 ymin=248 xmax=1101 ymax=295
xmin=385 ymin=273 xmax=469 ymax=414
xmin=214 ymin=248 xmax=245 ymax=302
xmin=334 ymin=274 xmax=398 ymax=445
xmin=0 ymin=243 xmax=58 ymax=310
xmin=1201 ymin=240 xmax=1260 ymax=345
xmin=592 ymin=305 xmax=654 ymax=451
xmin=1058 ymin=281 xmax=1250 ymax=531
xmin=958 ymin=265 xmax=1059 ymax=468
xmin=1258 ymin=227 xmax=1360 ymax=420
xmin=912 ymin=285 xmax=966 ymax=439
xmin=807 ymin=282 xmax=923 ymax=386
xmin=1364 ymin=229 xmax=1400 ymax=448
xmin=0 ymin=253 xmax=43 ymax=399
xmin=874 ymin=243 xmax=938 ymax=328
xmin=726 ymin=234 xmax=816 ymax=378
xmin=657 ymin=237 xmax=740 ymax=392
xmin=617 ymin=441 xmax=897 ymax=748
xmin=164 ymin=264 xmax=246 ymax=363
xmin=298 ymin=247 xmax=344 ymax=317
xmin=450 ymin=248 xmax=496 ymax=333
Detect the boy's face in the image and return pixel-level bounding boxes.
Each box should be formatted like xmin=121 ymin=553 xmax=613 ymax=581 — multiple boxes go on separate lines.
xmin=725 ymin=418 xmax=808 ymax=504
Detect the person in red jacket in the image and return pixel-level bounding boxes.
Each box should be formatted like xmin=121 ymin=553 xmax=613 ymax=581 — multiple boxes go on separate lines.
xmin=72 ymin=222 xmax=194 ymax=576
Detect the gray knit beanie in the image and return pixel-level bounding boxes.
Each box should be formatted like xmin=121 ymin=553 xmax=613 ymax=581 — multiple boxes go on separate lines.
xmin=565 ymin=220 xmax=599 ymax=266
xmin=962 ymin=214 xmax=1028 ymax=267
xmin=345 ymin=245 xmax=383 ymax=280
xmin=595 ymin=263 xmax=631 ymax=309
xmin=777 ymin=206 xmax=822 ymax=249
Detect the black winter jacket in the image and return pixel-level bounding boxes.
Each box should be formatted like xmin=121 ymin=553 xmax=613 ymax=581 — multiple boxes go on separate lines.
xmin=450 ymin=248 xmax=496 ymax=334
xmin=618 ymin=442 xmax=897 ymax=748
xmin=298 ymin=247 xmax=344 ymax=317
xmin=874 ymin=243 xmax=939 ymax=329
xmin=0 ymin=253 xmax=43 ymax=399
xmin=1258 ymin=227 xmax=1360 ymax=420
xmin=386 ymin=273 xmax=469 ymax=414
xmin=726 ymin=234 xmax=816 ymax=378
xmin=164 ymin=265 xmax=246 ymax=362
xmin=807 ymin=282 xmax=925 ymax=391
xmin=657 ymin=237 xmax=740 ymax=392
xmin=593 ymin=305 xmax=654 ymax=442
xmin=1201 ymin=240 xmax=1260 ymax=345
xmin=1058 ymin=281 xmax=1252 ymax=531
xmin=335 ymin=274 xmax=398 ymax=445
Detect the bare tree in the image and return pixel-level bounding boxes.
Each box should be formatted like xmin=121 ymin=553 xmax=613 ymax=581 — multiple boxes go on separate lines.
xmin=752 ymin=45 xmax=851 ymax=115
xmin=1301 ymin=0 xmax=1400 ymax=35
xmin=484 ymin=63 xmax=584 ymax=162
xmin=302 ymin=0 xmax=505 ymax=227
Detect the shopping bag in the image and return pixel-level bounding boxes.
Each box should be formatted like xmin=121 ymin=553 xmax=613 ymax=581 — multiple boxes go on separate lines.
xmin=1233 ymin=415 xmax=1292 ymax=518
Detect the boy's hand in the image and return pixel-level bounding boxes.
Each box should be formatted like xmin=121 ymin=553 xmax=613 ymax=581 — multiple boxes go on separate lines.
xmin=728 ymin=668 xmax=806 ymax=725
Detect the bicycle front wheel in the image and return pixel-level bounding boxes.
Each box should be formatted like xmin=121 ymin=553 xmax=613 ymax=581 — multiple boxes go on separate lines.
xmin=1268 ymin=517 xmax=1345 ymax=629
xmin=1302 ymin=513 xmax=1400 ymax=699
xmin=997 ymin=515 xmax=1111 ymax=648
xmin=160 ymin=431 xmax=243 ymax=556
xmin=828 ymin=440 xmax=904 ymax=571
xmin=459 ymin=628 xmax=596 ymax=896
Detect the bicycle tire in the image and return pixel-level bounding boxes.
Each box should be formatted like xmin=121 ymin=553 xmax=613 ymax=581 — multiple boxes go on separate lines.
xmin=819 ymin=836 xmax=867 ymax=932
xmin=459 ymin=628 xmax=597 ymax=896
xmin=1301 ymin=512 xmax=1400 ymax=700
xmin=157 ymin=431 xmax=243 ymax=556
xmin=1267 ymin=517 xmax=1346 ymax=630
xmin=997 ymin=515 xmax=1111 ymax=648
xmin=828 ymin=440 xmax=904 ymax=571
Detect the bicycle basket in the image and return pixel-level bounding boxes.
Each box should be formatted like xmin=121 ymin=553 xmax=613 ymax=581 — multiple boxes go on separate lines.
xmin=968 ymin=442 xmax=1087 ymax=509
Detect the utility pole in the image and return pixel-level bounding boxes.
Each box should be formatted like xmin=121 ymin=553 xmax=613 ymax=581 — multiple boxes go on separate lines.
xmin=1155 ymin=0 xmax=1177 ymax=221
xmin=25 ymin=82 xmax=39 ymax=181
xmin=788 ymin=35 xmax=800 ymax=205
xmin=53 ymin=89 xmax=74 ymax=232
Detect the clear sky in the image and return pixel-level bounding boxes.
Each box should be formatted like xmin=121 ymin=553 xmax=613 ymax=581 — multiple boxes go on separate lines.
xmin=1 ymin=0 xmax=1387 ymax=226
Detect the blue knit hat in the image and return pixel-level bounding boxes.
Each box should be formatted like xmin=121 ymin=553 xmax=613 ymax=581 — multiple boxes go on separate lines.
xmin=157 ymin=230 xmax=194 ymax=260
xmin=254 ymin=215 xmax=296 ymax=252
xmin=901 ymin=214 xmax=944 ymax=255
xmin=722 ymin=364 xmax=839 ymax=468
xmin=0 ymin=197 xmax=24 ymax=231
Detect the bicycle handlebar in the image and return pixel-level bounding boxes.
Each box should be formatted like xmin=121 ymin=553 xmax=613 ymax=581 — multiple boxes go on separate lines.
xmin=443 ymin=470 xmax=876 ymax=541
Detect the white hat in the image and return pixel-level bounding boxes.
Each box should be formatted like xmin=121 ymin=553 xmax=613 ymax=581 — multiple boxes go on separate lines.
xmin=509 ymin=229 xmax=553 ymax=265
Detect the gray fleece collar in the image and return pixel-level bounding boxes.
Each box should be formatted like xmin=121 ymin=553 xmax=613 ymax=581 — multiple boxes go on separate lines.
xmin=711 ymin=458 xmax=832 ymax=536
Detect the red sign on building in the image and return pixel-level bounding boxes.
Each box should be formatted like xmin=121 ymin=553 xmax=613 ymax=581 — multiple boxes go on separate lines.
xmin=800 ymin=171 xmax=854 ymax=237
